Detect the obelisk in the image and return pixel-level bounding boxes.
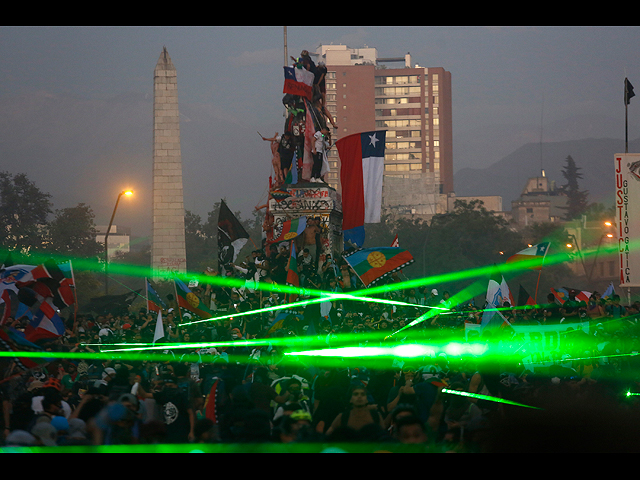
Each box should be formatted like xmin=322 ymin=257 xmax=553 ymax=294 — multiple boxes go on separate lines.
xmin=151 ymin=47 xmax=187 ymax=279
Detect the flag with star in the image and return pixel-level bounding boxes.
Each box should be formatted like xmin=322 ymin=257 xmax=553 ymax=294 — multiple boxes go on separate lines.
xmin=336 ymin=130 xmax=386 ymax=248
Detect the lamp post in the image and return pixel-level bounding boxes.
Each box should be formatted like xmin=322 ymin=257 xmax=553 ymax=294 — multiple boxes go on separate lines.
xmin=104 ymin=190 xmax=133 ymax=294
xmin=587 ymin=221 xmax=615 ymax=282
xmin=566 ymin=233 xmax=588 ymax=278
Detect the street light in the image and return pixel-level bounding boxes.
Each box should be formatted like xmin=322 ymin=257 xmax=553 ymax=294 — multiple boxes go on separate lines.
xmin=587 ymin=221 xmax=616 ymax=282
xmin=565 ymin=233 xmax=588 ymax=278
xmin=104 ymin=189 xmax=133 ymax=294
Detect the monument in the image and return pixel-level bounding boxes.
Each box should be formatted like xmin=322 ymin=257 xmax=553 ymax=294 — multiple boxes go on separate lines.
xmin=263 ymin=50 xmax=343 ymax=264
xmin=151 ymin=47 xmax=187 ymax=279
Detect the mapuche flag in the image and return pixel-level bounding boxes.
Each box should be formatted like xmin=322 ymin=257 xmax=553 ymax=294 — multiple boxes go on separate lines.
xmin=271 ymin=216 xmax=307 ymax=244
xmin=337 ymin=131 xmax=386 ymax=248
xmin=286 ymin=242 xmax=300 ymax=302
xmin=174 ymin=278 xmax=214 ymax=319
xmin=343 ymin=247 xmax=414 ymax=287
xmin=146 ymin=279 xmax=167 ymax=313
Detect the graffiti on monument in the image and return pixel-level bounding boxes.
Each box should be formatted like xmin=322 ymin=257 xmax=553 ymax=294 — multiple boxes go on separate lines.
xmin=157 ymin=257 xmax=187 ymax=275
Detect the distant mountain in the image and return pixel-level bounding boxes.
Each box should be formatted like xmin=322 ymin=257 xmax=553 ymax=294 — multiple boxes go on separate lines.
xmin=453 ymin=136 xmax=640 ymax=210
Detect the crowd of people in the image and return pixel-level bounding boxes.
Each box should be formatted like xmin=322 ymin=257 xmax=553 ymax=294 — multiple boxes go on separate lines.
xmin=2 ymin=240 xmax=640 ymax=453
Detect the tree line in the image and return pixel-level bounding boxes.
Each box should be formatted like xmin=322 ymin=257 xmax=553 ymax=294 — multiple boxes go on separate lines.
xmin=0 ymin=152 xmax=610 ymax=307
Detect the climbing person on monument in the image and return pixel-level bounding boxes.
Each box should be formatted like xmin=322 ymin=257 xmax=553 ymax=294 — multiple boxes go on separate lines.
xmin=260 ymin=132 xmax=285 ymax=187
xmin=311 ymin=127 xmax=331 ymax=183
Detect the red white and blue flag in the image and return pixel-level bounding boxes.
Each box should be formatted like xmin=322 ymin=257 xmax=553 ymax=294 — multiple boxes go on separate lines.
xmin=283 ymin=66 xmax=314 ymax=101
xmin=506 ymin=242 xmax=550 ymax=270
xmin=24 ymin=298 xmax=66 ymax=343
xmin=337 ymin=131 xmax=386 ymax=248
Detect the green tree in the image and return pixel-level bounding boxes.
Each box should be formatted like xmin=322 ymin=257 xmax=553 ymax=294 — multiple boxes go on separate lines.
xmin=184 ymin=210 xmax=213 ymax=272
xmin=560 ymin=155 xmax=589 ymax=220
xmin=46 ymin=203 xmax=102 ymax=259
xmin=424 ymin=200 xmax=522 ymax=282
xmin=582 ymin=202 xmax=616 ymax=222
xmin=0 ymin=171 xmax=52 ymax=253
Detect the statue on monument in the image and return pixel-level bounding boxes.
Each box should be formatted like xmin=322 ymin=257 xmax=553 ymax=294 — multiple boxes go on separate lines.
xmin=271 ymin=50 xmax=336 ymax=185
xmin=260 ymin=49 xmax=343 ymax=262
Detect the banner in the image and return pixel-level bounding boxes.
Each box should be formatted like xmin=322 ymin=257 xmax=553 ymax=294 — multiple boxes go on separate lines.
xmin=465 ymin=321 xmax=590 ymax=367
xmin=614 ymin=154 xmax=640 ymax=286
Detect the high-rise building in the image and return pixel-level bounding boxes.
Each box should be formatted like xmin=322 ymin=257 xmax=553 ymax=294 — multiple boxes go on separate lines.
xmin=313 ymin=45 xmax=453 ymax=218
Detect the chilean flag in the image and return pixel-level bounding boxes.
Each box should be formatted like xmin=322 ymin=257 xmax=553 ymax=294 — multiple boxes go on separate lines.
xmin=506 ymin=242 xmax=550 ymax=271
xmin=283 ymin=66 xmax=314 ymax=101
xmin=24 ymin=299 xmax=66 ymax=343
xmin=337 ymin=131 xmax=386 ymax=248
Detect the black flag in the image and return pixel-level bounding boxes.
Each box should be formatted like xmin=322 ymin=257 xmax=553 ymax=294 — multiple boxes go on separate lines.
xmin=626 ymin=78 xmax=635 ymax=105
xmin=217 ymin=200 xmax=250 ymax=273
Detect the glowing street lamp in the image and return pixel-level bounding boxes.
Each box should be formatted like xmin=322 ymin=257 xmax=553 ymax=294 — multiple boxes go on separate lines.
xmin=105 ymin=190 xmax=133 ymax=294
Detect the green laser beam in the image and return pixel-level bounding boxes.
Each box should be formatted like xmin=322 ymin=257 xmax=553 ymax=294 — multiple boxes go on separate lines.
xmin=441 ymin=388 xmax=542 ymax=410
xmin=284 ymin=342 xmax=488 ymax=359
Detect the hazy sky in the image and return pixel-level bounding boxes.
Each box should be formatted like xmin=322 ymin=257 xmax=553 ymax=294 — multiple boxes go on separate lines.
xmin=2 ymin=26 xmax=640 ymax=242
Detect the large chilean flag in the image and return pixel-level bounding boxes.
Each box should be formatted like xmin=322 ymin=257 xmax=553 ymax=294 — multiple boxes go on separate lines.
xmin=337 ymin=131 xmax=386 ymax=248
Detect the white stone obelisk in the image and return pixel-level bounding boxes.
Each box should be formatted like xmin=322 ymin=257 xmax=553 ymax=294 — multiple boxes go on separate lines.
xmin=151 ymin=47 xmax=187 ymax=279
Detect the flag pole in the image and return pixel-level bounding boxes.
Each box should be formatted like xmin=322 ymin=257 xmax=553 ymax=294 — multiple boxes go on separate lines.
xmin=533 ymin=245 xmax=550 ymax=304
xmin=172 ymin=275 xmax=183 ymax=323
xmin=625 ymin=76 xmax=635 ymax=153
xmin=145 ymin=277 xmax=149 ymax=315
xmin=626 ymin=82 xmax=629 ymax=154
xmin=68 ymin=260 xmax=79 ymax=335
xmin=534 ymin=268 xmax=542 ymax=304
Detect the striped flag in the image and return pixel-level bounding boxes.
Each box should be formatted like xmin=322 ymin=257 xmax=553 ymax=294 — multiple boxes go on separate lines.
xmin=518 ymin=284 xmax=535 ymax=307
xmin=271 ymin=216 xmax=307 ymax=243
xmin=174 ymin=278 xmax=214 ymax=319
xmin=343 ymin=247 xmax=414 ymax=287
xmin=146 ymin=279 xmax=166 ymax=313
xmin=283 ymin=66 xmax=314 ymax=101
xmin=337 ymin=131 xmax=386 ymax=248
xmin=506 ymin=242 xmax=549 ymax=270
xmin=24 ymin=298 xmax=66 ymax=343
xmin=286 ymin=242 xmax=300 ymax=302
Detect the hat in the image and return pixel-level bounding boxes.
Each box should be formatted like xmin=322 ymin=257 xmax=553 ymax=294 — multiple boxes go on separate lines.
xmin=42 ymin=377 xmax=61 ymax=391
xmin=431 ymin=289 xmax=438 ymax=295
xmin=31 ymin=422 xmax=57 ymax=446
xmin=118 ymin=393 xmax=140 ymax=409
xmin=50 ymin=415 xmax=69 ymax=432
xmin=27 ymin=380 xmax=44 ymax=392
xmin=5 ymin=430 xmax=36 ymax=446
xmin=67 ymin=418 xmax=87 ymax=440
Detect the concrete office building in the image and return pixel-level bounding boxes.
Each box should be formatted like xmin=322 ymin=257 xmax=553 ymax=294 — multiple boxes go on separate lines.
xmin=313 ymin=44 xmax=453 ymax=219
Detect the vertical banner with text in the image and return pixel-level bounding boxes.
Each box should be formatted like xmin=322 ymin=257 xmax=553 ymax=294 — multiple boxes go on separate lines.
xmin=614 ymin=153 xmax=640 ymax=287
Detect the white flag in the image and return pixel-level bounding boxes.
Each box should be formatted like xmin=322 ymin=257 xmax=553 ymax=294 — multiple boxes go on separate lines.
xmin=153 ymin=310 xmax=164 ymax=344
